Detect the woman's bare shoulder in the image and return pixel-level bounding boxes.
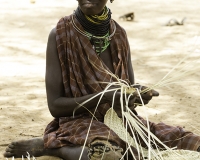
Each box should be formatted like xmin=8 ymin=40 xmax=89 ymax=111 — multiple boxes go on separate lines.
xmin=48 ymin=27 xmax=56 ymax=39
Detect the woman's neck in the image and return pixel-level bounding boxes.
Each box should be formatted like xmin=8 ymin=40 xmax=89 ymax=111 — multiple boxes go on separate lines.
xmin=74 ymin=6 xmax=112 ymax=37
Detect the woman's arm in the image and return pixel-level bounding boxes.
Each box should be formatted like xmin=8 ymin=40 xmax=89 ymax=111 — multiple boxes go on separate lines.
xmin=127 ymin=47 xmax=135 ymax=85
xmin=45 ymin=28 xmax=110 ymax=118
xmin=45 ymin=28 xmax=139 ymax=118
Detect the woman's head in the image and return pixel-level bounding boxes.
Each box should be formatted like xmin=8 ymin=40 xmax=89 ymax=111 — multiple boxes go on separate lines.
xmin=77 ymin=0 xmax=109 ymax=15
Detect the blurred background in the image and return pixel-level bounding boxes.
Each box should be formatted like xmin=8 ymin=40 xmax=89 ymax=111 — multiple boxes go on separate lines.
xmin=0 ymin=0 xmax=200 ymax=159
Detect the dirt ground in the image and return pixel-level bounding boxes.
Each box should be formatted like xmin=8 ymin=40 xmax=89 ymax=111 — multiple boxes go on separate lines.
xmin=0 ymin=0 xmax=200 ymax=159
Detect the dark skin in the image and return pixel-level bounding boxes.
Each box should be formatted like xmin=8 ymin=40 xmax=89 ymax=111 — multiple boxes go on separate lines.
xmin=3 ymin=0 xmax=159 ymax=159
xmin=46 ymin=27 xmax=137 ymax=118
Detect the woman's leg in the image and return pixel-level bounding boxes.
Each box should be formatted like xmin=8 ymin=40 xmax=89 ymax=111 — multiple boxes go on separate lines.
xmin=3 ymin=137 xmax=88 ymax=160
xmin=138 ymin=116 xmax=200 ymax=151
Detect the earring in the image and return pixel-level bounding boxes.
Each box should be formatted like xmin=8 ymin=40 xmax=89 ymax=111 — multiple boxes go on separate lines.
xmin=110 ymin=0 xmax=114 ymax=3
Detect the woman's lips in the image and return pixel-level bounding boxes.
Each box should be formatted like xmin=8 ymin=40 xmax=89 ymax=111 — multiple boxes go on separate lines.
xmin=82 ymin=2 xmax=97 ymax=7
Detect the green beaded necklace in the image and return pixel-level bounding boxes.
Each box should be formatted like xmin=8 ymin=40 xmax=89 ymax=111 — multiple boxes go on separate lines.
xmin=72 ymin=14 xmax=116 ymax=55
xmin=88 ymin=32 xmax=110 ymax=55
xmin=73 ymin=7 xmax=115 ymax=55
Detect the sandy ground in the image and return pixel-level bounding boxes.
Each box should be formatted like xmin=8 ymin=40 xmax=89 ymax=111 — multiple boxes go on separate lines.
xmin=0 ymin=0 xmax=200 ymax=159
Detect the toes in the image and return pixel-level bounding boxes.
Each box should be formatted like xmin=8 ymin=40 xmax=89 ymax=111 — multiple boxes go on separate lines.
xmin=8 ymin=143 xmax=15 ymax=149
xmin=3 ymin=151 xmax=14 ymax=158
xmin=4 ymin=143 xmax=15 ymax=158
xmin=11 ymin=141 xmax=18 ymax=146
xmin=6 ymin=147 xmax=13 ymax=152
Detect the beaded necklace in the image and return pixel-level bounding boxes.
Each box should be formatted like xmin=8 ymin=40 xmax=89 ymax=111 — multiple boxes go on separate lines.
xmin=73 ymin=7 xmax=115 ymax=55
xmin=89 ymin=32 xmax=110 ymax=54
xmin=85 ymin=7 xmax=109 ymax=24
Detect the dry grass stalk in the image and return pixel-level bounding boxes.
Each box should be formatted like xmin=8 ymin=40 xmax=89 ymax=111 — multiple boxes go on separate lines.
xmin=75 ymin=55 xmax=200 ymax=159
xmin=105 ymin=107 xmax=200 ymax=159
xmin=6 ymin=152 xmax=36 ymax=160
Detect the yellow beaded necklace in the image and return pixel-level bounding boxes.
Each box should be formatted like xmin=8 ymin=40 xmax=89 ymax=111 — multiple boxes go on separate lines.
xmin=73 ymin=6 xmax=115 ymax=55
xmin=85 ymin=7 xmax=109 ymax=24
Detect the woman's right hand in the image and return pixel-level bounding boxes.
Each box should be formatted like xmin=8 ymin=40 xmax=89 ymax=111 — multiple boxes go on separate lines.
xmin=103 ymin=88 xmax=137 ymax=117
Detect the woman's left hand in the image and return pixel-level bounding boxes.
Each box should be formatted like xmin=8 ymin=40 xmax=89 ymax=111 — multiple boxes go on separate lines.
xmin=134 ymin=85 xmax=159 ymax=105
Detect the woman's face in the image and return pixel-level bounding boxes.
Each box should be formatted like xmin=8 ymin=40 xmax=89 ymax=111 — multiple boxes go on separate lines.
xmin=77 ymin=0 xmax=108 ymax=15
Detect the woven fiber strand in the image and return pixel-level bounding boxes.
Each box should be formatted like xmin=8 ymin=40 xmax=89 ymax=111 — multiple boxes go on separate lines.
xmin=104 ymin=108 xmax=200 ymax=160
xmin=151 ymin=150 xmax=200 ymax=160
xmin=5 ymin=155 xmax=62 ymax=160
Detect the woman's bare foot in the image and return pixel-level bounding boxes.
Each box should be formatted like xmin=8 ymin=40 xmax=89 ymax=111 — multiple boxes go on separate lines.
xmin=3 ymin=138 xmax=47 ymax=158
xmin=4 ymin=137 xmax=89 ymax=160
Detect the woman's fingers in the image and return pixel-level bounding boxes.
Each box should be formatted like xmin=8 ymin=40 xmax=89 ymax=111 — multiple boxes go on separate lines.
xmin=141 ymin=86 xmax=159 ymax=97
xmin=152 ymin=89 xmax=159 ymax=96
xmin=135 ymin=97 xmax=149 ymax=105
xmin=128 ymin=95 xmax=137 ymax=105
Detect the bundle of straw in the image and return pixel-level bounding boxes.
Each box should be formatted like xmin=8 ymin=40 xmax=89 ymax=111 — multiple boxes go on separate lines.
xmin=104 ymin=108 xmax=200 ymax=160
xmin=75 ymin=54 xmax=200 ymax=159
